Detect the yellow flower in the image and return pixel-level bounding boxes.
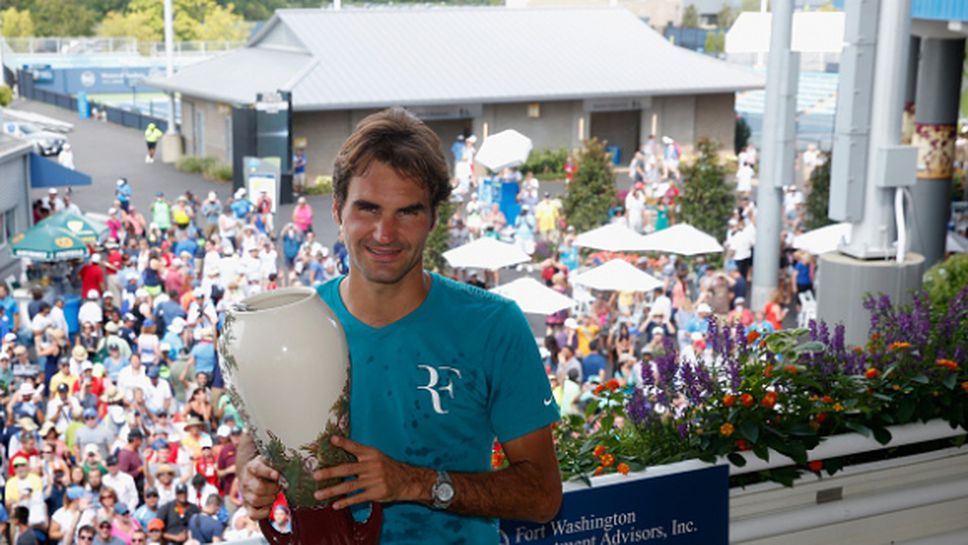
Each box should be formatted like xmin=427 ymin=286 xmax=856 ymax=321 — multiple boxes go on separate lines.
xmin=720 ymin=423 xmax=735 ymax=437
xmin=833 ymin=403 xmax=844 ymax=412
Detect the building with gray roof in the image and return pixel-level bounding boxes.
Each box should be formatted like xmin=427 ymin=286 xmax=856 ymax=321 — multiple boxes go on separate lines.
xmin=147 ymin=6 xmax=763 ymax=179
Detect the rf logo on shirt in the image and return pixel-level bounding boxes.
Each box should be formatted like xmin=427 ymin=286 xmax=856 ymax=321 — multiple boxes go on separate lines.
xmin=417 ymin=364 xmax=463 ymax=414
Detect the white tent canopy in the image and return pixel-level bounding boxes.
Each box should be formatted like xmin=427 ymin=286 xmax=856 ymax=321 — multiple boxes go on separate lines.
xmin=572 ymin=259 xmax=663 ymax=292
xmin=639 ymin=224 xmax=723 ymax=255
xmin=793 ymin=222 xmax=852 ymax=255
xmin=490 ymin=277 xmax=575 ymax=315
xmin=574 ymin=223 xmax=648 ymax=252
xmin=443 ymin=237 xmax=531 ymax=271
xmin=475 ymin=129 xmax=533 ymax=172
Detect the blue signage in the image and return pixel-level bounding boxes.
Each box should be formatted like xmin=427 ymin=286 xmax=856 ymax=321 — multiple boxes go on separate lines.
xmin=500 ymin=465 xmax=728 ymax=545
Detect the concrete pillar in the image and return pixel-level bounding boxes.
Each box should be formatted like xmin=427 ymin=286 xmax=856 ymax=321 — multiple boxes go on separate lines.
xmin=901 ymin=36 xmax=919 ymax=145
xmin=911 ymin=38 xmax=965 ymax=268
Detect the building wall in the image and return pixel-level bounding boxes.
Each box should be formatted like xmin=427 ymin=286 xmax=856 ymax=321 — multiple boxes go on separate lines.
xmin=0 ymin=150 xmax=32 ymax=279
xmin=694 ymin=93 xmax=736 ymax=151
xmin=654 ymin=95 xmax=697 ymax=152
xmin=292 ymin=110 xmax=354 ymax=181
xmin=182 ymin=97 xmax=233 ymax=164
xmin=475 ymin=100 xmax=583 ymax=154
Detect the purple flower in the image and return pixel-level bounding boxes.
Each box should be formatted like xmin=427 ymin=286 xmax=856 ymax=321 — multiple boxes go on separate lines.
xmin=626 ymin=388 xmax=653 ymax=428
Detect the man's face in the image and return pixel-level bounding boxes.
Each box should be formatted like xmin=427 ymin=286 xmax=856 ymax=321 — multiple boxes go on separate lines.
xmin=78 ymin=530 xmax=95 ymax=544
xmin=146 ymin=494 xmax=158 ymax=508
xmin=334 ymin=161 xmax=434 ymax=286
xmin=98 ymin=521 xmax=112 ymax=538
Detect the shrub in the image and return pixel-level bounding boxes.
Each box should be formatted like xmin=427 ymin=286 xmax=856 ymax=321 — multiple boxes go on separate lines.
xmin=680 ymin=138 xmax=734 ymax=242
xmin=734 ymin=115 xmax=751 ymax=155
xmin=175 ymin=156 xmax=205 ymax=174
xmin=562 ymin=138 xmax=615 ymax=233
xmin=521 ymin=147 xmax=568 ymax=177
xmin=202 ymin=159 xmax=232 ymax=182
xmin=305 ymin=175 xmax=333 ymax=195
xmin=0 ymin=85 xmax=12 ymax=107
xmin=923 ymin=254 xmax=968 ymax=310
xmin=805 ymin=152 xmax=833 ymax=230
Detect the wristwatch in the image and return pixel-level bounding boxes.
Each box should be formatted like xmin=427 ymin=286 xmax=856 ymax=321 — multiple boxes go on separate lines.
xmin=431 ymin=470 xmax=455 ymax=510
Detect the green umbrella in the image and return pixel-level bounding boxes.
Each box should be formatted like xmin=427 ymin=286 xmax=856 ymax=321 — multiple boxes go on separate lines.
xmin=10 ymin=223 xmax=90 ymax=262
xmin=37 ymin=212 xmax=107 ymax=244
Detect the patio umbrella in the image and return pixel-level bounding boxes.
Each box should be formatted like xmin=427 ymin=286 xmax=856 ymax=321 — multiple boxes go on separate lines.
xmin=639 ymin=223 xmax=724 ymax=255
xmin=443 ymin=237 xmax=531 ymax=271
xmin=572 ymin=259 xmax=663 ymax=292
xmin=490 ymin=277 xmax=575 ymax=315
xmin=475 ymin=129 xmax=533 ymax=172
xmin=38 ymin=211 xmax=107 ymax=244
xmin=11 ymin=223 xmax=89 ymax=261
xmin=793 ymin=222 xmax=852 ymax=255
xmin=574 ymin=223 xmax=648 ymax=252
xmin=947 ymin=231 xmax=968 ymax=254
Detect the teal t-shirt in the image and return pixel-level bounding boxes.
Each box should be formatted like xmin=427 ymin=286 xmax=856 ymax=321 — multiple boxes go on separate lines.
xmin=316 ymin=273 xmax=559 ymax=545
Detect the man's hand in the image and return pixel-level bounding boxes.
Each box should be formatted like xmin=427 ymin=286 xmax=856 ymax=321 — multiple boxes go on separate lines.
xmin=312 ymin=436 xmax=430 ymax=510
xmin=237 ymin=433 xmax=282 ymax=520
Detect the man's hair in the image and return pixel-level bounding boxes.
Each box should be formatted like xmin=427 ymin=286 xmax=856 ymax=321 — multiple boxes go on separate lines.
xmin=78 ymin=525 xmax=96 ymax=537
xmin=13 ymin=506 xmax=29 ymax=525
xmin=332 ymin=108 xmax=450 ymax=216
xmin=205 ymin=493 xmax=223 ymax=508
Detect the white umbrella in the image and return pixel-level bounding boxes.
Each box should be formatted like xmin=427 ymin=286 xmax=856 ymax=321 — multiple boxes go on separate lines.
xmin=475 ymin=129 xmax=533 ymax=172
xmin=639 ymin=223 xmax=723 ymax=255
xmin=793 ymin=222 xmax=852 ymax=255
xmin=947 ymin=231 xmax=968 ymax=254
xmin=572 ymin=259 xmax=663 ymax=292
xmin=574 ymin=223 xmax=648 ymax=252
xmin=443 ymin=237 xmax=530 ymax=271
xmin=490 ymin=277 xmax=575 ymax=315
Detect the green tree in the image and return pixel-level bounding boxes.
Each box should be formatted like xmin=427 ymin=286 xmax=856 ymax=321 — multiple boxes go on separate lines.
xmin=562 ymin=138 xmax=616 ymax=233
xmin=734 ymin=115 xmax=751 ymax=155
xmin=97 ymin=10 xmax=161 ymax=42
xmin=1 ymin=7 xmax=34 ymax=37
xmin=196 ymin=4 xmax=250 ymax=42
xmin=222 ymin=0 xmax=290 ymax=21
xmin=680 ymin=138 xmax=734 ymax=242
xmin=32 ymin=0 xmax=98 ymax=36
xmin=681 ymin=4 xmax=700 ymax=28
xmin=805 ymin=152 xmax=833 ymax=230
xmin=424 ymin=201 xmax=456 ymax=273
xmin=704 ymin=31 xmax=725 ymax=53
xmin=0 ymin=85 xmax=13 ymax=107
xmin=741 ymin=0 xmax=765 ymax=11
xmin=717 ymin=5 xmax=738 ymax=28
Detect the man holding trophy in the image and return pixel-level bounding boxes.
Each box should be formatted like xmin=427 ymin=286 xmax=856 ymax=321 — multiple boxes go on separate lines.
xmin=235 ymin=108 xmax=563 ymax=543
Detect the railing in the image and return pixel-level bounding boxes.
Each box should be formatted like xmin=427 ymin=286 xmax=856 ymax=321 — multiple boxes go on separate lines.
xmin=145 ymin=41 xmax=246 ymax=56
xmin=3 ymin=37 xmax=244 ymax=57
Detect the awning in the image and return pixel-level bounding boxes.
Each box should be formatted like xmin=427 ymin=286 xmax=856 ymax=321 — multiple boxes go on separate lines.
xmin=29 ymin=153 xmax=92 ymax=188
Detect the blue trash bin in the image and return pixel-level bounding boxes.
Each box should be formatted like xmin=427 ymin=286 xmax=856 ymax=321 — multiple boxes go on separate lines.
xmin=606 ymin=145 xmax=621 ymax=166
xmin=63 ymin=295 xmax=81 ymax=336
xmin=76 ymin=92 xmax=91 ymax=119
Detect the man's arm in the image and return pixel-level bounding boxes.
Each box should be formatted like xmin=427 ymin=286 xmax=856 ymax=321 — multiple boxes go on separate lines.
xmin=313 ymin=426 xmax=562 ymax=524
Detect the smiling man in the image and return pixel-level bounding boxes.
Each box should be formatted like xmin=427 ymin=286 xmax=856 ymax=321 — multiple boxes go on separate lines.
xmin=238 ymin=108 xmax=561 ymax=543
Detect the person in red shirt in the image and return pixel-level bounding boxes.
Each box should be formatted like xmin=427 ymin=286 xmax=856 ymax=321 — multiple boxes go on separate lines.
xmin=71 ymin=362 xmax=105 ymax=398
xmin=215 ymin=427 xmax=239 ymax=495
xmin=79 ymin=254 xmax=106 ymax=297
xmin=7 ymin=427 xmax=40 ymax=476
xmin=194 ymin=436 xmax=219 ymax=488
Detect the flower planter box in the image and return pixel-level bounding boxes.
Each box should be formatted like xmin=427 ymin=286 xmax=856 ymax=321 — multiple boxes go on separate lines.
xmin=572 ymin=420 xmax=968 ymax=545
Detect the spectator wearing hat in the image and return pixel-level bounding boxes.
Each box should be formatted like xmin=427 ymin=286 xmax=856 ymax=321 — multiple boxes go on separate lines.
xmin=46 ymin=381 xmax=81 ymax=434
xmin=148 ymin=462 xmax=178 ymax=506
xmin=143 ymin=367 xmax=173 ymax=417
xmin=111 ymin=502 xmax=140 ymax=544
xmin=78 ymin=290 xmax=104 ymax=333
xmin=5 ymin=456 xmax=42 ymax=509
xmin=75 ymin=408 xmax=114 ymax=461
xmin=119 ymin=314 xmax=139 ymax=354
xmin=73 ymin=361 xmax=105 ymax=398
xmin=230 ymin=188 xmax=251 ymax=221
xmin=156 ymin=482 xmax=199 ymax=545
xmin=80 ymin=256 xmax=106 ymax=302
xmin=134 ymin=490 xmax=161 ymax=531
xmin=56 ymin=346 xmax=85 ymax=387
xmin=8 ymin=426 xmax=40 ymax=477
xmin=98 ymin=321 xmax=131 ymax=361
xmin=76 ymin=321 xmax=101 ymax=362
xmin=103 ymin=455 xmax=139 ymax=512
xmin=178 ymin=417 xmax=209 ymax=460
xmin=194 ymin=435 xmax=218 ymax=489
xmin=145 ymin=518 xmax=164 ymax=545
xmin=93 ymin=513 xmax=124 ymax=545
xmin=214 ymin=426 xmax=239 ymax=495
xmin=49 ymin=485 xmax=96 ymax=544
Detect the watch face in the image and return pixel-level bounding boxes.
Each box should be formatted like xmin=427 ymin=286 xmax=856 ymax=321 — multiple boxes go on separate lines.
xmin=436 ymin=482 xmax=455 ymax=502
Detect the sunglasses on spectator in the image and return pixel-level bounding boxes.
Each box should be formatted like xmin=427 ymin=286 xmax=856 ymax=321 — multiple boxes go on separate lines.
xmin=79 ymin=535 xmax=94 ymax=541
xmin=99 ymin=523 xmax=111 ymax=528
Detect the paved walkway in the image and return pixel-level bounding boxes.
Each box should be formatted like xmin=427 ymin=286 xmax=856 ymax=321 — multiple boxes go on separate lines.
xmin=11 ymin=98 xmax=340 ymax=245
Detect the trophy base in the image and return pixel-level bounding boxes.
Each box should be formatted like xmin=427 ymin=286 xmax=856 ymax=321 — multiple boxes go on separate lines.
xmin=259 ymin=504 xmax=383 ymax=545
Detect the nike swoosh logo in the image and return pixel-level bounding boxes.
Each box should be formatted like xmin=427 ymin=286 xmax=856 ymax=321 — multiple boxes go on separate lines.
xmin=544 ymin=398 xmax=553 ymax=406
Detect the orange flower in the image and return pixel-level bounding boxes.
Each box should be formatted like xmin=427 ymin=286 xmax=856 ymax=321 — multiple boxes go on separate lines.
xmin=821 ymin=395 xmax=833 ymax=404
xmin=759 ymin=339 xmax=767 ymax=349
xmin=893 ymin=384 xmax=901 ymax=391
xmin=936 ymin=359 xmax=959 ymax=370
xmin=617 ymin=463 xmax=630 ymax=475
xmin=808 ymin=460 xmax=823 ymax=472
xmin=764 ymin=364 xmax=774 ymax=378
xmin=593 ymin=445 xmax=606 ymax=458
xmin=735 ymin=439 xmax=751 ymax=451
xmin=600 ymin=453 xmax=615 ymax=468
xmin=740 ymin=393 xmax=755 ymax=408
xmin=853 ymin=346 xmax=864 ymax=354
xmin=815 ymin=412 xmax=828 ymax=424
xmin=723 ymin=394 xmax=736 ymax=408
xmin=784 ymin=365 xmax=798 ymax=375
xmin=870 ymin=332 xmax=881 ymax=343
xmin=606 ymin=378 xmax=621 ymax=391
xmin=593 ymin=466 xmax=604 ymax=476
xmin=961 ymin=381 xmax=968 ymax=392
xmin=720 ymin=423 xmax=735 ymax=437
xmin=747 ymin=331 xmax=760 ymax=344
xmin=761 ymin=391 xmax=778 ymax=409
xmin=593 ymin=384 xmax=605 ymax=395
xmin=833 ymin=403 xmax=844 ymax=412
xmin=865 ymin=368 xmax=880 ymax=379
xmin=888 ymin=341 xmax=912 ymax=351
xmin=491 ymin=453 xmax=505 ymax=468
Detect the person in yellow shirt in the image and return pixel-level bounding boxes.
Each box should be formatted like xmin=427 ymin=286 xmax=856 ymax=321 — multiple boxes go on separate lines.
xmin=4 ymin=457 xmax=43 ymax=509
xmin=533 ymin=192 xmax=561 ymax=242
xmin=144 ymin=123 xmax=163 ymax=163
xmin=575 ymin=314 xmax=601 ymax=357
xmin=49 ymin=355 xmax=79 ymax=395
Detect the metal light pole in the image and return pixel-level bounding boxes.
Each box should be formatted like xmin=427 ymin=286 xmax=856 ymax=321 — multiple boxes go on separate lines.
xmin=160 ymin=0 xmax=183 ymax=162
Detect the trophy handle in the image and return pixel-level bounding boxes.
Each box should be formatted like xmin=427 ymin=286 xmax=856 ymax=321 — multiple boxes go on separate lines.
xmin=258 ymin=503 xmax=384 ymax=545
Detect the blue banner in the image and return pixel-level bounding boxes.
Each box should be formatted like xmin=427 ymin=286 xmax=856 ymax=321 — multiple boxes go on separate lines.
xmin=29 ymin=153 xmax=92 ymax=188
xmin=500 ymin=465 xmax=728 ymax=545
